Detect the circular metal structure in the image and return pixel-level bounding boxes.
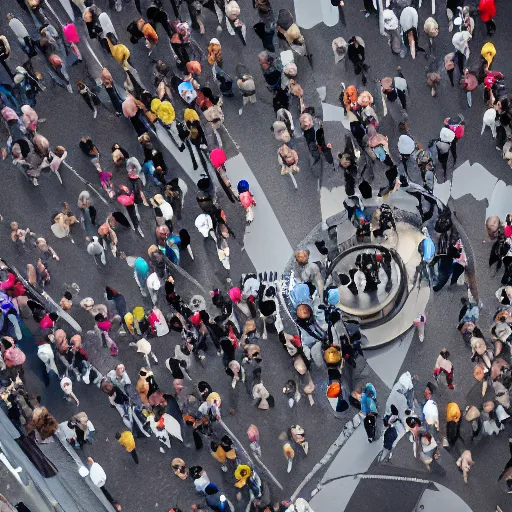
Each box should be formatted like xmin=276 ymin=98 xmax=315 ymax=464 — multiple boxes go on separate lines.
xmin=327 ymin=244 xmax=407 ymax=325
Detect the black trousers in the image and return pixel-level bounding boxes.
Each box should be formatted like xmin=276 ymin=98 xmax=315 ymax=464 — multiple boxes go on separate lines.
xmin=100 ymin=486 xmax=118 ymax=506
xmin=130 ymin=449 xmax=139 ymax=464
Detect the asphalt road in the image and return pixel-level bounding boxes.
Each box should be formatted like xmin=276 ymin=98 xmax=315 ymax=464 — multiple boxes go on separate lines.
xmin=1 ymin=0 xmax=512 ymax=511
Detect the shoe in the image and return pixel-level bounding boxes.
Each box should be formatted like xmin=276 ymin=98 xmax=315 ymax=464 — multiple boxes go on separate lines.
xmin=93 ymin=109 xmax=98 ymax=119
xmin=32 ymin=178 xmax=39 ymax=186
xmin=364 ymin=11 xmax=370 ymax=17
xmin=239 ymin=108 xmax=243 ymax=115
xmin=179 ymin=145 xmax=186 ymax=152
xmin=448 ymin=384 xmax=455 ymax=389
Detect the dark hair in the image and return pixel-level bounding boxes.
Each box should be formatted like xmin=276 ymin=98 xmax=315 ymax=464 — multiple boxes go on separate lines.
xmin=1 ymin=337 xmax=13 ymax=349
xmin=95 ymin=313 xmax=105 ymax=322
xmin=64 ymin=291 xmax=72 ymax=300
xmin=49 ymin=312 xmax=59 ymax=322
xmin=115 ymin=432 xmax=121 ymax=440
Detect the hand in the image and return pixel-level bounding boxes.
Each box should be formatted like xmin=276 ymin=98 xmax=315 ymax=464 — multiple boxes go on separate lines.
xmin=340 ymin=1 xmax=344 ymax=5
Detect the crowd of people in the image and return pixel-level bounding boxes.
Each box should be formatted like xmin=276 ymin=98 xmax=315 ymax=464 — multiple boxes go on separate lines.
xmin=0 ymin=0 xmax=511 ymax=510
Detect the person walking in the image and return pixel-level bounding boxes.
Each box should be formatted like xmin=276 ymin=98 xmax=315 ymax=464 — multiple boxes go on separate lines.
xmin=433 ymin=349 xmax=454 ymax=389
xmin=77 ymin=81 xmax=100 ymax=119
xmin=0 ymin=35 xmax=14 ymax=80
xmin=115 ymin=431 xmax=139 ymax=464
xmin=379 ymin=406 xmax=400 ymax=462
xmin=478 ymin=0 xmax=496 ymax=37
xmin=86 ymin=458 xmax=122 ymax=510
xmin=347 ymin=36 xmax=368 ymax=86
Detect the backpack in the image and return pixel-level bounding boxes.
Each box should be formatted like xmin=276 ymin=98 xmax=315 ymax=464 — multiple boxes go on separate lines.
xmin=420 ymin=237 xmax=436 ymax=263
xmin=434 ymin=207 xmax=453 ymax=233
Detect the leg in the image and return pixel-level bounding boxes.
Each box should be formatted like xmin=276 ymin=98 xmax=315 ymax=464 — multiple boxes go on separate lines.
xmin=0 ymin=59 xmax=14 ymax=80
xmin=433 ymin=262 xmax=451 ymax=292
xmin=130 ymin=449 xmax=139 ymax=464
xmin=437 ymin=152 xmax=448 ymax=180
xmin=447 ymin=69 xmax=454 ymax=87
xmin=450 ymin=262 xmax=465 ymax=285
xmin=445 ymin=368 xmax=454 ymax=389
xmin=397 ymin=90 xmax=407 ymax=110
xmin=100 ymin=486 xmax=119 ymax=507
xmin=450 ymin=138 xmax=458 ymax=164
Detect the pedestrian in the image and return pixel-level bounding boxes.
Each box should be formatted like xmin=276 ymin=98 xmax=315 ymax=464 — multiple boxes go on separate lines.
xmin=115 ymin=431 xmax=139 ymax=464
xmin=0 ymin=34 xmax=14 ymax=80
xmin=77 ymin=81 xmax=100 ymax=119
xmin=382 ymin=10 xmax=402 ymax=57
xmin=423 ymin=383 xmax=440 ymax=443
xmin=7 ymin=13 xmax=37 ymax=58
xmin=379 ymin=405 xmax=400 ymax=462
xmin=433 ymin=349 xmax=454 ymax=389
xmin=478 ymin=0 xmax=496 ymax=37
xmin=419 ymin=431 xmax=438 ymax=471
xmin=347 ymin=36 xmax=368 ymax=86
xmin=86 ymin=458 xmax=122 ymax=511
xmin=60 ymin=376 xmax=80 ymax=406
xmin=402 ymin=7 xmax=426 ymax=59
xmin=236 ymin=66 xmax=256 ymax=116
xmin=100 ymin=69 xmax=124 ymax=116
xmin=456 ymin=450 xmax=474 ymax=483
xmin=1 ymin=336 xmax=26 ymax=381
xmin=37 ymin=337 xmax=59 ymax=379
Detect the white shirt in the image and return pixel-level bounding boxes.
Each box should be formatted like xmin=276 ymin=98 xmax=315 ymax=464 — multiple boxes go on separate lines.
xmin=9 ymin=18 xmax=29 ymax=41
xmin=158 ymin=200 xmax=173 ymax=221
xmin=89 ymin=462 xmax=107 ymax=487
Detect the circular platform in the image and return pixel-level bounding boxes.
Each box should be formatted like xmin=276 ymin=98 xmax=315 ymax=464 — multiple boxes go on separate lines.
xmin=327 ymin=244 xmax=407 ymax=324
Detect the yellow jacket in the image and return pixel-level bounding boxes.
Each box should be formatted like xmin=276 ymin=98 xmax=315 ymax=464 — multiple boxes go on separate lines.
xmin=151 ymin=98 xmax=176 ymax=124
xmin=108 ymin=40 xmax=131 ymax=70
xmin=446 ymin=402 xmax=461 ymax=423
xmin=118 ymin=431 xmax=135 ymax=452
xmin=481 ymin=42 xmax=496 ymax=68
xmin=184 ymin=108 xmax=199 ymax=123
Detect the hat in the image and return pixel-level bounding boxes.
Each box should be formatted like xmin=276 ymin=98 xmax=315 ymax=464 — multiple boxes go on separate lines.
xmin=153 ymin=194 xmax=164 ymax=205
xmin=398 ymin=134 xmax=415 ymax=155
xmin=135 ymin=338 xmax=152 ymax=354
xmin=327 ymin=288 xmax=340 ymax=306
xmin=324 ymin=347 xmax=341 ymax=364
xmin=147 ymin=273 xmax=161 ymax=291
xmin=332 ymin=37 xmax=347 ymax=63
xmin=80 ymin=297 xmax=94 ymax=311
xmin=327 ymin=381 xmax=341 ymax=398
xmin=440 ymin=127 xmax=455 ymax=143
xmin=228 ymin=287 xmax=242 ymax=303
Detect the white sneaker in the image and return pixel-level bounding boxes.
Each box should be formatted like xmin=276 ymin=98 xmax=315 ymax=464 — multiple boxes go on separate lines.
xmin=93 ymin=108 xmax=98 ymax=119
xmin=32 ymin=178 xmax=39 ymax=186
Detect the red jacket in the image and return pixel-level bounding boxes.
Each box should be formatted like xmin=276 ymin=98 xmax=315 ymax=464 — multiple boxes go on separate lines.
xmin=479 ymin=0 xmax=496 ymax=22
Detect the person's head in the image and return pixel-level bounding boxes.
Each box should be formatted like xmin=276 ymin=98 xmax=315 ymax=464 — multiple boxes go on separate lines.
xmin=440 ymin=348 xmax=450 ymax=359
xmin=115 ymin=364 xmax=125 ymax=377
xmin=7 ymin=13 xmax=14 ymax=21
xmin=106 ymin=32 xmax=118 ymax=45
xmin=424 ymin=382 xmax=434 ymax=399
xmin=350 ymin=36 xmax=358 ymax=47
xmin=1 ymin=336 xmax=13 ymax=349
xmin=115 ymin=432 xmax=121 ymax=440
xmin=338 ymin=152 xmax=353 ymax=168
xmin=10 ymin=221 xmax=19 ymax=231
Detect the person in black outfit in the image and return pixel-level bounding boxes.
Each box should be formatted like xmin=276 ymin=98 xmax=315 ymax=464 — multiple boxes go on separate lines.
xmin=347 ymin=36 xmax=369 ymax=86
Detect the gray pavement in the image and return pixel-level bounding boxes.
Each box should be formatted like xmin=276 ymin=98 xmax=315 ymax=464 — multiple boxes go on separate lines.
xmin=1 ymin=0 xmax=512 ymax=511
